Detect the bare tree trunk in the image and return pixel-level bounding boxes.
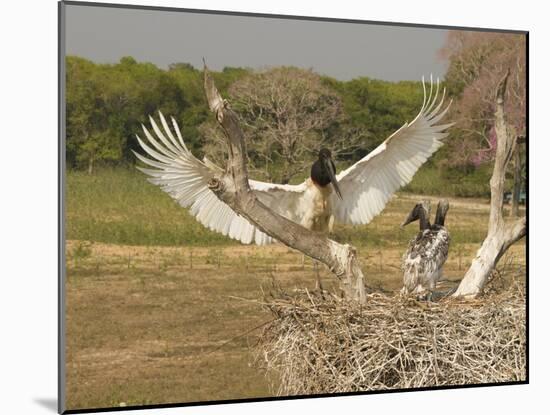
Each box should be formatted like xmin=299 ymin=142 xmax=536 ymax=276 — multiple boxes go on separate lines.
xmin=202 ymin=65 xmax=367 ymax=303
xmin=510 ymin=145 xmax=521 ymax=217
xmin=453 ymin=71 xmax=526 ymax=298
xmin=87 ymin=156 xmax=94 ymax=175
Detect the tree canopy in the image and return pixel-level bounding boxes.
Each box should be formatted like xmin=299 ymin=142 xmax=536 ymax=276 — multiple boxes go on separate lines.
xmin=65 ymin=56 xmax=425 ymax=180
xmin=439 ymin=32 xmax=526 ymax=168
xmin=65 ymin=46 xmax=525 ymax=197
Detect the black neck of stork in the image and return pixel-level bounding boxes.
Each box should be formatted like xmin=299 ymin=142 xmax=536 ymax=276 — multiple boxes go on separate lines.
xmin=434 ymin=200 xmax=449 ymax=226
xmin=418 ymin=208 xmax=431 ymax=231
xmin=311 ymin=159 xmax=332 ymax=187
xmin=311 ymin=149 xmax=343 ymax=199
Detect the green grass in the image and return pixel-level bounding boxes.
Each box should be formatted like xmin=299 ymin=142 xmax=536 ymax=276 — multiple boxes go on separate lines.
xmin=67 ymin=167 xmax=503 ymax=248
xmin=67 ymin=168 xmax=235 ymax=246
xmin=403 ymin=163 xmax=493 ymax=197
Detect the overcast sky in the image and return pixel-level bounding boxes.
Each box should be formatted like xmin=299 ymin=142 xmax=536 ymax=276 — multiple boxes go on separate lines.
xmin=65 ymin=4 xmax=450 ymax=81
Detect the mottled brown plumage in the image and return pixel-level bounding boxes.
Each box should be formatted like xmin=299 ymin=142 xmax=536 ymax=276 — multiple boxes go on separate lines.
xmin=401 ymin=200 xmax=450 ymax=299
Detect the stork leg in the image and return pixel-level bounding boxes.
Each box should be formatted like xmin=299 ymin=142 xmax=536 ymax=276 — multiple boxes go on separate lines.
xmin=313 ymin=260 xmax=324 ymax=291
xmin=426 ymin=275 xmax=438 ymax=302
xmin=314 ymin=259 xmax=319 ymax=284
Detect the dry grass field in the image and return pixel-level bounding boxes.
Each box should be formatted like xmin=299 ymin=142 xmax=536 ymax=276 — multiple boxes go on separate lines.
xmin=65 ymin=171 xmax=526 ymax=410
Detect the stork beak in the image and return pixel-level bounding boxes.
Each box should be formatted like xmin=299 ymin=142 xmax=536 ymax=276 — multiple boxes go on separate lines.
xmin=400 ymin=212 xmax=414 ymax=228
xmin=324 ymin=157 xmax=343 ymax=200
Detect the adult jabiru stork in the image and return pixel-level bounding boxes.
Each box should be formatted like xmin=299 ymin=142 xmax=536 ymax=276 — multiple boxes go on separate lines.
xmin=134 ymin=78 xmax=452 ymax=245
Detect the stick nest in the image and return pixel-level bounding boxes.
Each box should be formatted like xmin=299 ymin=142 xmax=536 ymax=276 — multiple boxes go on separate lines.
xmin=256 ymin=282 xmax=526 ymax=396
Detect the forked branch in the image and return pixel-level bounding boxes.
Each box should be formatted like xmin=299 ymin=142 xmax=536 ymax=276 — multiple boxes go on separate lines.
xmin=202 ymin=65 xmax=367 ymax=303
xmin=453 ymin=70 xmax=527 ymax=298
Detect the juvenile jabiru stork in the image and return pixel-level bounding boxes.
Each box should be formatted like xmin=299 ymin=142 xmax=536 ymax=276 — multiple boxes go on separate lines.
xmin=400 ymin=200 xmax=451 ymax=300
xmin=134 ymin=78 xmax=452 ymax=244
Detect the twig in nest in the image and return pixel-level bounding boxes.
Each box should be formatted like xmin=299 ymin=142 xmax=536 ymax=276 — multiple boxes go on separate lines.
xmin=256 ymin=282 xmax=526 ymax=396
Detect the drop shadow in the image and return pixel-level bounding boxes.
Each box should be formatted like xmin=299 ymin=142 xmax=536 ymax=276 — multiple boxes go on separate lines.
xmin=34 ymin=398 xmax=57 ymax=413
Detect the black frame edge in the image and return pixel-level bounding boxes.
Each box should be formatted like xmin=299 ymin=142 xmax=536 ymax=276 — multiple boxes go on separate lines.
xmin=63 ymin=381 xmax=528 ymax=414
xmin=524 ymin=31 xmax=530 ymax=385
xmin=59 ymin=1 xmax=67 ymax=413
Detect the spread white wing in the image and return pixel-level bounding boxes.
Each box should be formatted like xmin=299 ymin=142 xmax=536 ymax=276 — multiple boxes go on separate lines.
xmin=332 ymin=78 xmax=453 ymax=225
xmin=133 ymin=113 xmax=306 ymax=245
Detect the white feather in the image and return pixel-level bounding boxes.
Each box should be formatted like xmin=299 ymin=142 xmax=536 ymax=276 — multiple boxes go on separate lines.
xmin=135 ymin=113 xmax=311 ymax=245
xmin=135 ymin=78 xmax=452 ymax=245
xmin=332 ymin=78 xmax=453 ymax=225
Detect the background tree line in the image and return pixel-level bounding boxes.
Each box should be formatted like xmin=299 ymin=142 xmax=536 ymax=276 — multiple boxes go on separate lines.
xmin=66 ymin=56 xmax=423 ymax=180
xmin=66 ymin=31 xmax=526 ymax=195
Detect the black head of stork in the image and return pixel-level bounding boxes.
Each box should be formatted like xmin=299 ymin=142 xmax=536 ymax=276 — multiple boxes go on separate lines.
xmin=434 ymin=199 xmax=449 ymax=227
xmin=401 ymin=201 xmax=432 ymax=230
xmin=311 ymin=148 xmax=343 ymax=200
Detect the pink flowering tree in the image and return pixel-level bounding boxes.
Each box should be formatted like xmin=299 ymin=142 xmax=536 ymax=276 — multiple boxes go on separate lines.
xmin=437 ymin=32 xmax=527 ymax=297
xmin=440 ymin=31 xmax=526 ymax=169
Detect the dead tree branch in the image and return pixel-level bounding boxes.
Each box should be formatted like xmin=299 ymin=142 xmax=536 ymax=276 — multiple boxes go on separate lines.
xmin=202 ymin=65 xmax=367 ymax=303
xmin=453 ymin=70 xmax=527 ymax=298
